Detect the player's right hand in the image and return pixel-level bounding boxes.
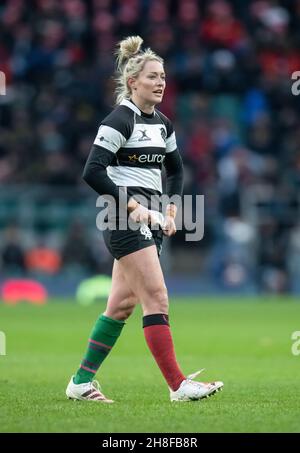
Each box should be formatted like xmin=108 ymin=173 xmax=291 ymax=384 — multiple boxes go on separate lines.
xmin=129 ymin=203 xmax=151 ymax=224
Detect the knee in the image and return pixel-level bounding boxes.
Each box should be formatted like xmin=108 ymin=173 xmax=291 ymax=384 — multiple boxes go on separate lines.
xmin=118 ymin=302 xmax=136 ymax=321
xmin=145 ymin=286 xmax=169 ymax=314
xmin=107 ymin=296 xmax=137 ymax=321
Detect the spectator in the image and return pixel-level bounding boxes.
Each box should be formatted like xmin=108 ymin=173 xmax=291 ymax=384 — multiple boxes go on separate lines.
xmin=1 ymin=224 xmax=26 ymax=275
xmin=61 ymin=221 xmax=99 ymax=273
xmin=25 ymin=239 xmax=62 ymax=275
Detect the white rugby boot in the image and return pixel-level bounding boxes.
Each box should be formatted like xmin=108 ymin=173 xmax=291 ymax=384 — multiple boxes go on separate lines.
xmin=170 ymin=369 xmax=224 ymax=402
xmin=66 ymin=376 xmax=114 ymax=403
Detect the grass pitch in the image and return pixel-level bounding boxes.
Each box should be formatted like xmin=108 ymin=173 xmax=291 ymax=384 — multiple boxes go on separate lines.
xmin=0 ymin=297 xmax=300 ymax=433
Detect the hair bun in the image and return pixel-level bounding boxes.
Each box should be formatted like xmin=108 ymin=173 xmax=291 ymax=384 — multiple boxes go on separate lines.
xmin=116 ymin=36 xmax=143 ymax=70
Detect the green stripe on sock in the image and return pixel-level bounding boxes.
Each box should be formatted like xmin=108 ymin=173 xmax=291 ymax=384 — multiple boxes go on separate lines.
xmin=74 ymin=314 xmax=125 ymax=384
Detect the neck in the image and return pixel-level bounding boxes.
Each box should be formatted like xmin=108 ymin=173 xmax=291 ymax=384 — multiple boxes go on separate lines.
xmin=130 ymin=96 xmax=155 ymax=114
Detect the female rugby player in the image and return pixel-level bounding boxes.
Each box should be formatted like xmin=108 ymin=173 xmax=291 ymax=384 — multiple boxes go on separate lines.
xmin=66 ymin=36 xmax=223 ymax=403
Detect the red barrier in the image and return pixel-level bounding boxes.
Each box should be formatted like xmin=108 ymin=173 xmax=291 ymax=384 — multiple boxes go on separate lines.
xmin=1 ymin=279 xmax=48 ymax=305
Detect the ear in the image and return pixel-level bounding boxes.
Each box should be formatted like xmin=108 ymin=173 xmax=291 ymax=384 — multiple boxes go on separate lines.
xmin=128 ymin=77 xmax=137 ymax=91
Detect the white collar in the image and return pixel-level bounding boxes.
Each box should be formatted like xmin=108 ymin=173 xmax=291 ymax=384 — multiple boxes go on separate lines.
xmin=120 ymin=99 xmax=157 ymax=118
xmin=120 ymin=99 xmax=141 ymax=116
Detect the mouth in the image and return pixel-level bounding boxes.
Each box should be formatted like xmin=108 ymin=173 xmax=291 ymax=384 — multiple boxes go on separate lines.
xmin=153 ymin=90 xmax=163 ymax=95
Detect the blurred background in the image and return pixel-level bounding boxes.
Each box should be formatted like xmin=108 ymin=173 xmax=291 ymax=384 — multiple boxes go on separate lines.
xmin=0 ymin=0 xmax=300 ymax=299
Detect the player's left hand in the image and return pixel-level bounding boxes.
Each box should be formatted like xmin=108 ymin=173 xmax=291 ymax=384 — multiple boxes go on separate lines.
xmin=162 ymin=215 xmax=177 ymax=237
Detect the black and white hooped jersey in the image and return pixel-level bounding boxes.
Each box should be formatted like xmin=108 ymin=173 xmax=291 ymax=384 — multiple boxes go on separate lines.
xmin=83 ymin=98 xmax=183 ymax=213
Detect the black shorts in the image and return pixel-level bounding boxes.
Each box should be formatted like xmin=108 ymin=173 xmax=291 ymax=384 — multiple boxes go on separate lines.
xmin=103 ymin=224 xmax=163 ymax=260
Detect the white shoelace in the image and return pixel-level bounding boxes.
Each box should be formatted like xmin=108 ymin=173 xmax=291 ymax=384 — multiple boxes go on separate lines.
xmin=88 ymin=380 xmax=108 ymax=400
xmin=186 ymin=368 xmax=213 ymax=388
xmin=91 ymin=380 xmax=101 ymax=391
xmin=187 ymin=368 xmax=206 ymax=380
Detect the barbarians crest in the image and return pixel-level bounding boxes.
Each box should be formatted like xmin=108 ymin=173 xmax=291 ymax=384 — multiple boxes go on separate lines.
xmin=160 ymin=127 xmax=167 ymax=142
xmin=140 ymin=224 xmax=153 ymax=240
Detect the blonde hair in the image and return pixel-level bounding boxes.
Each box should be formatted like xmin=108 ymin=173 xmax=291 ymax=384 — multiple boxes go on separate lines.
xmin=115 ymin=36 xmax=164 ymax=105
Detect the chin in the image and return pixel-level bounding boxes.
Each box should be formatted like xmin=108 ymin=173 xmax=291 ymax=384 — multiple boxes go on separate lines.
xmin=153 ymin=96 xmax=163 ymax=104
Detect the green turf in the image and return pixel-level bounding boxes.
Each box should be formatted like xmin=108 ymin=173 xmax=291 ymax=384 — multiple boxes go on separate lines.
xmin=0 ymin=297 xmax=300 ymax=433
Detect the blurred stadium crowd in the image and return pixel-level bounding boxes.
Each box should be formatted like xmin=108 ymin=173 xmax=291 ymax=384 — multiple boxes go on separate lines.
xmin=1 ymin=0 xmax=300 ymax=294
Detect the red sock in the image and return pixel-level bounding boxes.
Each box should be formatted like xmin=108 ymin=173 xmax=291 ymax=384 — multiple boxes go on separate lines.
xmin=143 ymin=314 xmax=186 ymax=391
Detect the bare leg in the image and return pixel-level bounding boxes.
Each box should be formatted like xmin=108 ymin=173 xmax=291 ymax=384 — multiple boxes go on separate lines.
xmin=72 ymin=259 xmax=139 ymax=385
xmin=118 ymin=245 xmax=168 ymax=316
xmin=118 ymin=245 xmax=185 ymax=391
xmin=104 ymin=259 xmax=139 ymax=320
